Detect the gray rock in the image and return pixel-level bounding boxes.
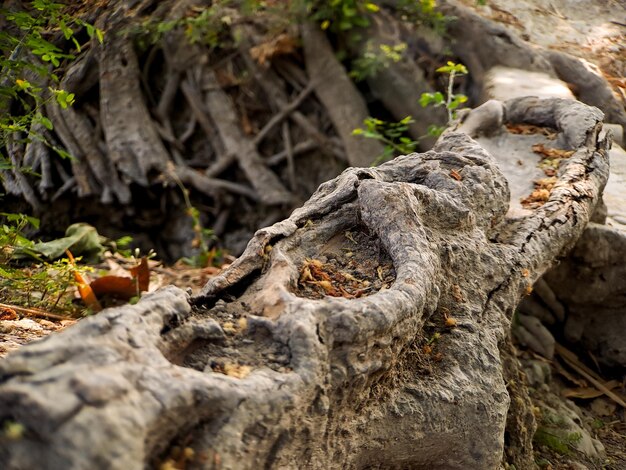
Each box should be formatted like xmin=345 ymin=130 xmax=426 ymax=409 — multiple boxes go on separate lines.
xmin=482 ymin=66 xmax=575 ymax=102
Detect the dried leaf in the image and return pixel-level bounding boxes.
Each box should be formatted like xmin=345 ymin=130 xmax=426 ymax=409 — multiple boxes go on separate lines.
xmin=90 ymin=257 xmax=150 ymax=300
xmin=250 ymin=33 xmax=298 ymax=66
xmin=66 ymin=250 xmax=101 ymax=312
xmin=532 ymin=143 xmax=575 ymax=159
xmin=0 ymin=306 xmax=18 ymax=320
xmin=563 ymin=382 xmax=620 ymax=400
xmin=129 ymin=257 xmax=150 ymax=292
xmin=222 ymin=363 xmax=252 ymax=379
xmin=451 ymin=284 xmax=465 ymax=303
xmin=506 ymin=123 xmax=557 ymax=139
xmin=449 ymin=169 xmax=462 ymax=181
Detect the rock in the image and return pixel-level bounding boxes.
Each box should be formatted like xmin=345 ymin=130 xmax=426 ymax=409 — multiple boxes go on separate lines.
xmin=532 ymin=279 xmax=565 ymax=323
xmin=604 ymin=143 xmax=626 ymax=233
xmin=482 ymin=66 xmax=575 ymax=102
xmin=521 ymin=359 xmax=552 ymax=388
xmin=590 ymin=398 xmax=617 ymax=417
xmin=534 ymin=396 xmax=605 ymax=460
xmin=544 ymin=223 xmax=626 ymax=368
xmin=518 ymin=295 xmax=556 ymax=325
xmin=513 ymin=314 xmax=555 ymax=360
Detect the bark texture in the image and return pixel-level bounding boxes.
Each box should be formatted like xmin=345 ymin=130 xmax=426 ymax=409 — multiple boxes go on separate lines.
xmin=0 ymin=97 xmax=610 ymax=469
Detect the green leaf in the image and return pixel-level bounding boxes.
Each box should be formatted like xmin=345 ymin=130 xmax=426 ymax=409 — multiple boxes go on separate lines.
xmin=34 ymin=113 xmax=53 ymax=130
xmin=71 ymin=36 xmax=81 ymax=52
xmin=95 ymin=28 xmax=104 ymax=44
xmin=60 ymin=20 xmax=73 ymax=40
xmin=26 ymin=223 xmax=104 ymax=261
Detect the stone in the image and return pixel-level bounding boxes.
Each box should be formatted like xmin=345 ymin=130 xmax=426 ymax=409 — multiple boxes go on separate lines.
xmin=482 ymin=66 xmax=575 ymax=103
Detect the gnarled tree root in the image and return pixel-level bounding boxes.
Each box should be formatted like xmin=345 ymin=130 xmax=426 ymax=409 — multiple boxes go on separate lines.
xmin=0 ymin=98 xmax=609 ymax=469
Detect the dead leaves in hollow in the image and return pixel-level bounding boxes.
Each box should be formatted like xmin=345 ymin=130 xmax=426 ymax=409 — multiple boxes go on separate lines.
xmin=506 ymin=123 xmax=557 ymax=139
xmin=531 ymin=144 xmax=575 ymax=160
xmin=521 ymin=176 xmax=558 ymax=209
xmin=297 ymin=257 xmax=393 ymax=299
xmin=520 ymin=143 xmax=575 ymax=209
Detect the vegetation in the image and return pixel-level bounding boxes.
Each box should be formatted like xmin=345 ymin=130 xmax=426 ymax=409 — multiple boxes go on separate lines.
xmin=0 ymin=0 xmax=464 ymax=314
xmin=354 ymin=60 xmax=469 ymax=164
xmin=0 ymin=0 xmax=103 ymax=163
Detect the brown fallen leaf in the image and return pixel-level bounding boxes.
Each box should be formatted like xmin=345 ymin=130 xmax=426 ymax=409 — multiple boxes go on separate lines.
xmin=506 ymin=123 xmax=557 ymax=139
xmin=222 ymin=363 xmax=252 ymax=379
xmin=0 ymin=305 xmax=18 ymax=320
xmin=449 ymin=169 xmax=462 ymax=181
xmin=66 ymin=250 xmax=102 ymax=312
xmin=90 ymin=257 xmax=150 ymax=301
xmin=563 ymin=381 xmax=621 ymax=400
xmin=250 ymin=33 xmax=298 ymax=66
xmin=532 ymin=143 xmax=575 ymax=159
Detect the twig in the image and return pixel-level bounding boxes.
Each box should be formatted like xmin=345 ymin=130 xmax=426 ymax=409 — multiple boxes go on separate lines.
xmin=253 ymin=83 xmax=314 ymax=146
xmin=282 ymin=122 xmax=296 ymax=191
xmin=555 ymin=343 xmax=626 ymax=408
xmin=175 ymin=165 xmax=260 ymax=201
xmin=180 ymin=78 xmax=217 ymax=139
xmin=157 ymin=70 xmax=181 ymax=120
xmin=0 ymin=302 xmax=75 ymax=322
xmin=237 ymin=39 xmax=345 ymax=162
xmin=201 ymin=68 xmax=292 ymax=205
xmin=205 ymin=153 xmax=236 ymax=178
xmin=179 ymin=115 xmax=197 ymax=143
xmin=267 ymin=139 xmax=317 ymax=166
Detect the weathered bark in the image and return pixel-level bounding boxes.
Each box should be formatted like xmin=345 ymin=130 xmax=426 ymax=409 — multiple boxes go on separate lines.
xmin=0 ymin=98 xmax=609 ymax=469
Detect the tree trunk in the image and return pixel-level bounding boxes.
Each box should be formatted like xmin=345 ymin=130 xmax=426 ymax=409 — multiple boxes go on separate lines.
xmin=0 ymin=97 xmax=610 ymax=469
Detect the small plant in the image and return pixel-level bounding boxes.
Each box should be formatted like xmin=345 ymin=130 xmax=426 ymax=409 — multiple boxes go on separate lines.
xmin=307 ymin=0 xmax=379 ymax=33
xmin=350 ymin=42 xmax=407 ymax=81
xmin=353 ymin=116 xmax=418 ymax=165
xmin=419 ymin=61 xmax=468 ymax=136
xmin=0 ymin=1 xmax=103 ymax=167
xmin=166 ymin=165 xmax=217 ymax=268
xmin=394 ymin=0 xmax=450 ymax=35
xmin=0 ymin=215 xmax=92 ymax=315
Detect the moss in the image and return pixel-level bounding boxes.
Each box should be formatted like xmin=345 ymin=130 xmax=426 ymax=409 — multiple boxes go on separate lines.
xmin=533 ymin=426 xmax=582 ymax=455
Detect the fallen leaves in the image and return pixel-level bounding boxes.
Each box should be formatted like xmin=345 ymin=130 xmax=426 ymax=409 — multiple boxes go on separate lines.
xmin=449 ymin=169 xmax=463 ymax=181
xmin=521 ymin=176 xmax=558 ymax=209
xmin=66 ymin=250 xmax=101 ymax=312
xmin=298 ymin=257 xmax=389 ymax=299
xmin=250 ymin=33 xmax=298 ymax=66
xmin=90 ymin=257 xmax=150 ymax=301
xmin=532 ymin=144 xmax=575 ymax=159
xmin=506 ymin=123 xmax=557 ymax=139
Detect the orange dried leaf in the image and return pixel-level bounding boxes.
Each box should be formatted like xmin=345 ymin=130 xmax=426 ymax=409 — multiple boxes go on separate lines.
xmin=532 ymin=144 xmax=575 ymax=159
xmin=90 ymin=257 xmax=150 ymax=301
xmin=66 ymin=250 xmax=102 ymax=312
xmin=250 ymin=33 xmax=298 ymax=66
xmin=90 ymin=276 xmax=137 ymax=301
xmin=0 ymin=306 xmax=18 ymax=320
xmin=449 ymin=169 xmax=462 ymax=181
xmin=129 ymin=257 xmax=150 ymax=292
